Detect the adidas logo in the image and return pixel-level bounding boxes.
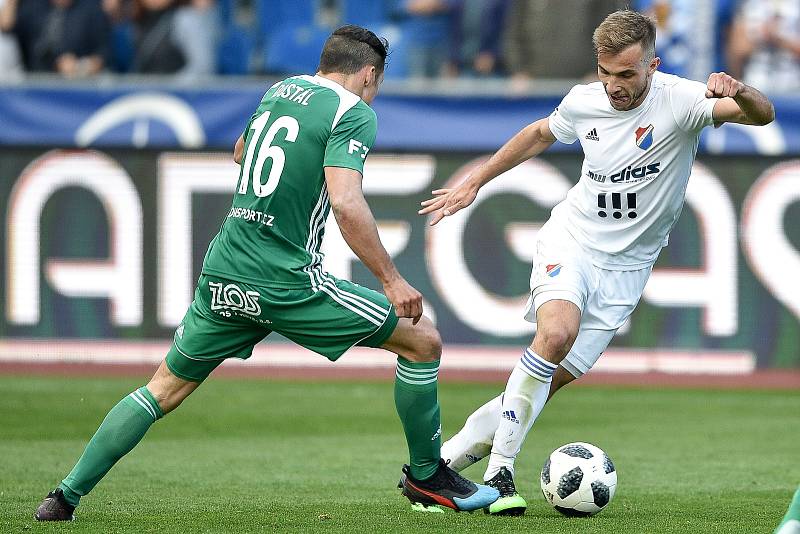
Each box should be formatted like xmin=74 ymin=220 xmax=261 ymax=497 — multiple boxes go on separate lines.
xmin=585 ymin=128 xmax=599 ymax=141
xmin=502 ymin=410 xmax=519 ymax=424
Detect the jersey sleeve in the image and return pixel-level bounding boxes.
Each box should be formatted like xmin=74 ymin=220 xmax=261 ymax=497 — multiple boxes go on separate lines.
xmin=668 ymin=78 xmax=717 ymax=133
xmin=323 ymin=105 xmax=377 ymax=174
xmin=547 ymin=88 xmax=580 ymax=144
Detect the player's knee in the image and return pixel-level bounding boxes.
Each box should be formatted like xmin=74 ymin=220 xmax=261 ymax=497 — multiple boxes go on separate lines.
xmin=407 ymin=324 xmax=442 ymax=363
xmin=535 ymin=324 xmax=577 ymax=360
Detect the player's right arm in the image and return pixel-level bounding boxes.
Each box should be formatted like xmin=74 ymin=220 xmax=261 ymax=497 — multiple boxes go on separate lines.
xmin=325 ymin=166 xmax=423 ymax=323
xmin=419 ymin=117 xmax=556 ymax=225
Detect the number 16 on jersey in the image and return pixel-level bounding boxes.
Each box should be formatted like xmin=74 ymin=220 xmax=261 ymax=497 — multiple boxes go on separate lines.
xmin=238 ymin=111 xmax=300 ymax=198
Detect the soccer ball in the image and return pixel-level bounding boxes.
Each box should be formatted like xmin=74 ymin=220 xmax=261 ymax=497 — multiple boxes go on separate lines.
xmin=540 ymin=442 xmax=617 ymax=517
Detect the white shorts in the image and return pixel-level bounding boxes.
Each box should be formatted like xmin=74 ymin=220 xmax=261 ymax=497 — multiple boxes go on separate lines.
xmin=523 ymin=222 xmax=652 ymax=378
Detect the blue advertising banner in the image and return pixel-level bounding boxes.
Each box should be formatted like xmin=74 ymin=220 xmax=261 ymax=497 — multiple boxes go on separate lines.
xmin=0 ymin=85 xmax=797 ymax=154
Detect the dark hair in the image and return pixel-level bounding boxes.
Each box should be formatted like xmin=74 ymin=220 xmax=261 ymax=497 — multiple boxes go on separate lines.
xmin=593 ymin=9 xmax=657 ymax=63
xmin=318 ymin=25 xmax=389 ymax=75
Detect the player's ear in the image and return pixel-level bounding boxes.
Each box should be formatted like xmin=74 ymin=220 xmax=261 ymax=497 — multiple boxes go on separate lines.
xmin=649 ymin=56 xmax=661 ymax=75
xmin=364 ymin=65 xmax=376 ymax=86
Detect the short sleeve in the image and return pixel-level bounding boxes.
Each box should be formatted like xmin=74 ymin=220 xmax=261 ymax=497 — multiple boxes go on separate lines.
xmin=323 ymin=105 xmax=377 ymax=174
xmin=668 ymin=78 xmax=717 ymax=133
xmin=548 ymin=89 xmax=579 ymax=144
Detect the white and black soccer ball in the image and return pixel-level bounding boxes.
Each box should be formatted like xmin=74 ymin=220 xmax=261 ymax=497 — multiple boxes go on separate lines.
xmin=540 ymin=442 xmax=617 ymax=517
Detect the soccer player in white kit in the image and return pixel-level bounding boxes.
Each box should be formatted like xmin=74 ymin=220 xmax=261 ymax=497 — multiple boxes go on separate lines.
xmin=419 ymin=9 xmax=775 ymax=515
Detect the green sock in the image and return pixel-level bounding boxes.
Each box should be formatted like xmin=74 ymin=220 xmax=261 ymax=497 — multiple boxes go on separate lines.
xmin=58 ymin=387 xmax=163 ymax=507
xmin=774 ymin=486 xmax=800 ymax=534
xmin=394 ymin=357 xmax=441 ymax=481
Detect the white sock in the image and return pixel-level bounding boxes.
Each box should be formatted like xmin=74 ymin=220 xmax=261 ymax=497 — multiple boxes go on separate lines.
xmin=484 ymin=349 xmax=556 ymax=481
xmin=440 ymin=394 xmax=502 ymax=472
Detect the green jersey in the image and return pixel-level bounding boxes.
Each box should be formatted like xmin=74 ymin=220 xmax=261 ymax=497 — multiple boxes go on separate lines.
xmin=202 ymin=75 xmax=377 ymax=288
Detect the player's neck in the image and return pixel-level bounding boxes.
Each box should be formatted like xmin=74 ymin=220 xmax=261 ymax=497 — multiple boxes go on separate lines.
xmin=316 ymin=72 xmax=364 ymax=99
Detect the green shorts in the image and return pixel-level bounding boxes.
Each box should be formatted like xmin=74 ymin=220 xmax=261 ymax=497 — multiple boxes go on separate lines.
xmin=165 ymin=274 xmax=399 ymax=382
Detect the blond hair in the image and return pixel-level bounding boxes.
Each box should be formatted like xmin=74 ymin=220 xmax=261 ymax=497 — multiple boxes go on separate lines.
xmin=592 ymin=10 xmax=656 ymax=62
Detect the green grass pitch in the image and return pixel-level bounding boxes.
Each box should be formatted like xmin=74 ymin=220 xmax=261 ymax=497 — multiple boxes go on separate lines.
xmin=2 ymin=375 xmax=798 ymax=533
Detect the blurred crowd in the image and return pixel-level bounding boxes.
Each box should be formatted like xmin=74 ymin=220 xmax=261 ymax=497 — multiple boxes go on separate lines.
xmin=0 ymin=0 xmax=797 ymax=92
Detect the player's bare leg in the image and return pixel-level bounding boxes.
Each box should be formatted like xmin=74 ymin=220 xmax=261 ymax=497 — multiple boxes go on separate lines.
xmin=548 ymin=365 xmax=578 ymax=401
xmin=381 ymin=316 xmax=442 ymax=364
xmin=143 ymin=360 xmax=202 ymax=412
xmin=35 ymin=361 xmax=200 ymax=521
xmin=480 ymin=299 xmax=580 ymax=515
xmin=386 ymin=317 xmax=499 ymax=512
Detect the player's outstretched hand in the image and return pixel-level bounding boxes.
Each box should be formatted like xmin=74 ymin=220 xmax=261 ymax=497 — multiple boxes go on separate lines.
xmin=418 ymin=184 xmax=478 ymax=226
xmin=705 ymin=72 xmax=744 ymax=99
xmin=383 ymin=277 xmax=423 ymax=325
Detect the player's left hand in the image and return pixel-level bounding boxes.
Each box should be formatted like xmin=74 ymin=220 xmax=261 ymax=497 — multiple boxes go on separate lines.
xmin=418 ymin=184 xmax=478 ymax=226
xmin=705 ymin=72 xmax=745 ymax=99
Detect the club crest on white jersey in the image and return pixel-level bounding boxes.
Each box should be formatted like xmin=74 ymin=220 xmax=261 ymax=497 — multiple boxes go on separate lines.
xmin=634 ymin=124 xmax=654 ymax=150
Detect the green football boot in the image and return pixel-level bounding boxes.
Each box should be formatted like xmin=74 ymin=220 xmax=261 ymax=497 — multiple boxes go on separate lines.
xmin=483 ymin=467 xmax=527 ymax=516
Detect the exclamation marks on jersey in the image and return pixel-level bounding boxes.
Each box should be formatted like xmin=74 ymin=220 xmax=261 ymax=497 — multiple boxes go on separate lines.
xmin=597 ymin=193 xmax=638 ymax=219
xmin=611 ymin=193 xmax=622 ymax=218
xmin=627 ymin=193 xmax=637 ymax=218
xmin=598 ymin=193 xmax=607 ymax=218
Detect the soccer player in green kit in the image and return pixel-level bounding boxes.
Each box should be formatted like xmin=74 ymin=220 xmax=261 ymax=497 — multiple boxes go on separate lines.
xmin=35 ymin=25 xmax=498 ymax=521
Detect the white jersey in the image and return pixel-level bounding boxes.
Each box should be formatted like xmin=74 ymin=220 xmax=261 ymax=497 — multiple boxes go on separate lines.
xmin=546 ymin=70 xmax=717 ymax=270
